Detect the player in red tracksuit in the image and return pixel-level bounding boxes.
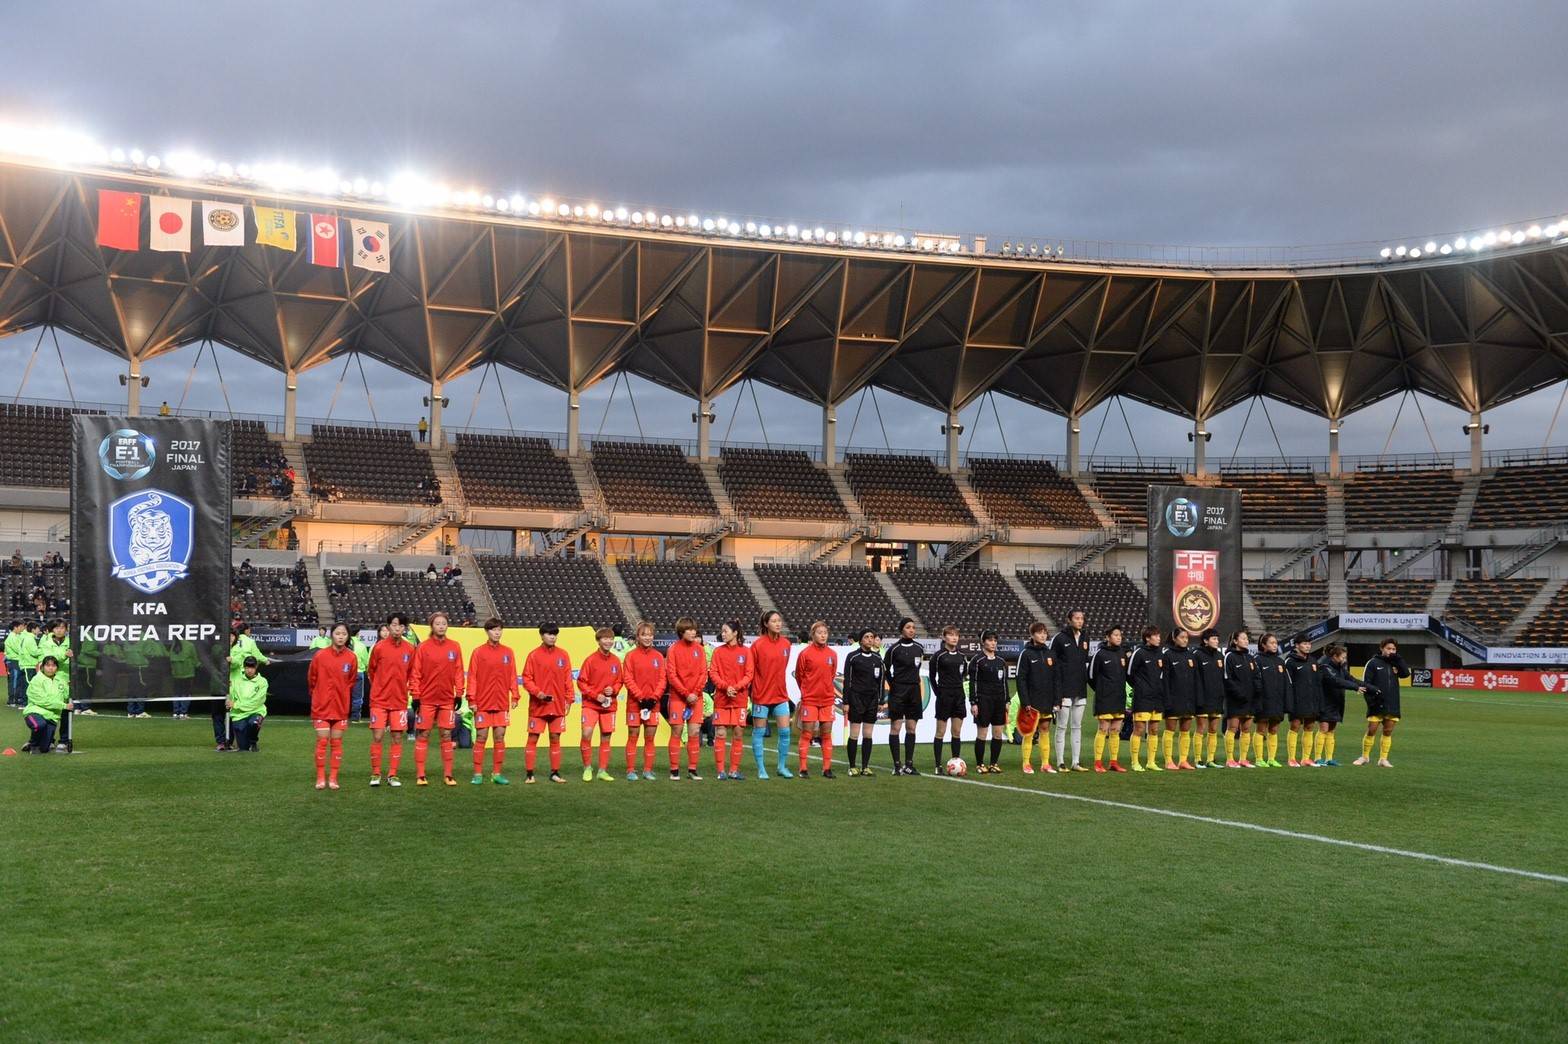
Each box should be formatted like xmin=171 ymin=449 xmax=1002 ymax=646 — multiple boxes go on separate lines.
xmin=521 ymin=624 xmax=573 ymax=784
xmin=622 ymin=621 xmax=666 ymax=780
xmin=793 ymin=619 xmax=839 ymax=778
xmin=708 ymin=619 xmax=754 ymax=780
xmin=664 ymin=617 xmax=708 ymax=780
xmin=409 ymin=610 xmax=465 ymax=786
xmin=748 ymin=609 xmax=793 ymax=779
xmin=307 ymin=621 xmax=357 ymax=790
xmin=367 ymin=612 xmax=416 ymax=787
xmin=466 ymin=616 xmax=520 ymax=784
xmin=575 ymin=627 xmax=623 ymax=782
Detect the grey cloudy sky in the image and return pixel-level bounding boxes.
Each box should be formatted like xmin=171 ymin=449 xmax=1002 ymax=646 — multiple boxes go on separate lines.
xmin=4 ymin=0 xmax=1567 ymax=459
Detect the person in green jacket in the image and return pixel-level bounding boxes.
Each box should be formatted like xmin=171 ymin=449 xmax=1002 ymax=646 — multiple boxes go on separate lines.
xmin=227 ymin=656 xmax=268 ymax=752
xmin=23 ymin=655 xmax=69 ymax=753
xmin=307 ymin=627 xmax=330 ymax=651
xmin=17 ymin=621 xmax=43 ymax=708
xmin=5 ymin=619 xmax=25 ymax=708
xmin=38 ymin=619 xmax=71 ymax=706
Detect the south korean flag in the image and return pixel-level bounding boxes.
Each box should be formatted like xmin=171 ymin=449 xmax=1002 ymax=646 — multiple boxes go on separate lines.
xmin=351 ymin=219 xmax=391 ymax=272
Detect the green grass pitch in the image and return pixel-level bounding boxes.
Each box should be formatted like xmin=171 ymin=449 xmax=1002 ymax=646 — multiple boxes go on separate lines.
xmin=3 ymin=689 xmax=1565 ymax=1042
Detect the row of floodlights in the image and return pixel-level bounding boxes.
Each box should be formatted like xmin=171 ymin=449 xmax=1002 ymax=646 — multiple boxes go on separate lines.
xmin=1380 ymin=222 xmax=1568 ymax=260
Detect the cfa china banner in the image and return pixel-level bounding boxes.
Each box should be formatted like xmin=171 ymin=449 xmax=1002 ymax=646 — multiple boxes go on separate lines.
xmin=1413 ymin=666 xmax=1568 ymax=694
xmin=1147 ymin=484 xmax=1242 ymax=637
xmin=1338 ymin=613 xmax=1430 ymax=631
xmin=71 ymin=416 xmax=232 ymax=702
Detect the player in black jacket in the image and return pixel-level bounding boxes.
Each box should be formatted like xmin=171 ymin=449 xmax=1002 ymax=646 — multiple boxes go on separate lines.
xmin=1252 ymin=633 xmax=1292 ymax=767
xmin=882 ymin=618 xmax=924 ymax=775
xmin=1357 ymin=638 xmax=1410 ymax=767
xmin=1315 ymin=644 xmax=1367 ymax=766
xmin=928 ymin=625 xmax=968 ymax=773
xmin=1284 ymin=635 xmax=1321 ymax=767
xmin=1161 ymin=628 xmax=1200 ymax=770
xmin=1050 ymin=609 xmax=1091 ymax=772
xmin=1089 ymin=625 xmax=1129 ymax=772
xmin=1223 ymin=630 xmax=1258 ymax=767
xmin=1015 ymin=621 xmax=1056 ymax=774
xmin=842 ymin=628 xmax=884 ymax=776
xmin=1193 ymin=629 xmax=1227 ymax=767
xmin=969 ymin=631 xmax=1010 ymax=773
xmin=1126 ymin=625 xmax=1167 ymax=772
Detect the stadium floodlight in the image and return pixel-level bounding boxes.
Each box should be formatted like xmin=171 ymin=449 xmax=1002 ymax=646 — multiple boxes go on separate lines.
xmin=701 ymin=217 xmax=715 ymax=231
xmin=1471 ymin=238 xmax=1485 ymax=252
xmin=685 ymin=213 xmax=699 ymax=227
xmin=1511 ymin=230 xmax=1526 ymax=244
xmin=786 ymin=223 xmax=799 ymax=238
xmin=813 ymin=226 xmax=825 ymax=240
xmin=853 ymin=231 xmax=867 ymax=245
xmin=893 ymin=234 xmax=905 ymax=247
xmin=570 ymin=204 xmax=582 ymax=217
xmin=495 ymin=197 xmax=509 ymax=212
xmin=659 ymin=214 xmax=672 ymax=227
xmin=601 ymin=210 xmax=615 ymax=222
xmin=109 ymin=147 xmax=126 ymax=163
xmin=825 ymin=231 xmax=837 ymax=243
xmin=1409 ymin=248 xmax=1422 ymax=258
xmin=1527 ymin=225 xmax=1542 ymax=238
xmin=1454 ymin=236 xmax=1467 ymax=250
xmin=584 ymin=202 xmax=599 ymax=217
xmin=631 ymin=211 xmax=644 ymax=224
xmin=744 ymin=221 xmax=757 ymax=233
xmin=1394 ymin=245 xmax=1408 ymax=256
xmin=145 ymin=154 xmax=161 ymax=170
xmin=556 ymin=202 xmax=570 ymax=217
xmin=1547 ymin=224 xmax=1560 ymax=237
xmin=129 ymin=147 xmax=144 ymax=163
xmin=1423 ymin=241 xmax=1437 ymax=253
xmin=758 ymin=223 xmax=771 ymax=237
xmin=613 ymin=206 xmax=628 ymax=221
xmin=1440 ymin=244 xmax=1452 ymax=255
xmin=1379 ymin=247 xmax=1393 ymax=258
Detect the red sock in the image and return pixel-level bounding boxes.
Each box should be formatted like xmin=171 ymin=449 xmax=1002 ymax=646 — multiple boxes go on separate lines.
xmin=714 ymin=737 xmax=727 ymax=774
xmin=370 ymin=738 xmax=382 ymax=777
xmin=821 ymin=735 xmax=833 ymax=772
xmin=315 ymin=736 xmax=328 ymax=782
xmin=415 ymin=735 xmax=429 ymax=777
xmin=597 ymin=736 xmax=611 ymax=770
xmin=625 ymin=733 xmax=639 ymax=774
xmin=440 ymin=739 xmax=453 ymax=778
xmin=389 ymin=736 xmax=403 ymax=777
xmin=492 ymin=739 xmax=505 ymax=774
xmin=730 ymin=737 xmax=745 ymax=774
xmin=687 ymin=733 xmax=700 ymax=771
xmin=669 ymin=735 xmax=682 ymax=771
xmin=525 ymin=734 xmax=539 ymax=772
xmin=328 ymin=737 xmax=342 ymax=783
xmin=799 ymin=730 xmax=811 ymax=772
xmin=643 ymin=731 xmax=657 ymax=773
xmin=580 ymin=739 xmax=593 ymax=767
xmin=549 ymin=734 xmax=562 ymax=772
xmin=474 ymin=740 xmax=486 ymax=776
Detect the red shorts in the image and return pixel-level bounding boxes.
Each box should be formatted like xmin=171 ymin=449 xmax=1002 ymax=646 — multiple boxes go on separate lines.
xmin=370 ymin=707 xmax=409 ymax=732
xmin=312 ymin=718 xmax=347 ymax=732
xmin=800 ymin=703 xmax=836 ymax=724
xmin=581 ymin=702 xmax=616 ymax=734
xmin=474 ymin=709 xmax=509 ymax=730
xmin=713 ymin=706 xmax=747 ymax=727
xmin=416 ymin=704 xmax=456 ymax=730
xmin=528 ymin=714 xmax=564 ymax=735
xmin=625 ymin=700 xmax=660 ymax=729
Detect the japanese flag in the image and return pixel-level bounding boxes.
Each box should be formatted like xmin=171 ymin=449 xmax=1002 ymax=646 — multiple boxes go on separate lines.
xmin=309 ymin=214 xmax=339 ymax=267
xmin=351 ymin=219 xmax=390 ymax=272
xmin=149 ymin=197 xmax=192 ymax=252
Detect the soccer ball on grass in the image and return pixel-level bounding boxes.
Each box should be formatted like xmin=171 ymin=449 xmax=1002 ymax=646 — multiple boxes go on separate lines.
xmin=945 ymin=757 xmax=967 ymax=777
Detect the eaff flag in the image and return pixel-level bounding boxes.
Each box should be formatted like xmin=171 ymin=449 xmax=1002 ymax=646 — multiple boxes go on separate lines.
xmin=351 ymin=220 xmax=390 ymax=272
xmin=309 ymin=214 xmax=339 ymax=267
xmin=96 ymin=190 xmax=141 ymax=250
xmin=149 ymin=197 xmax=192 ymax=252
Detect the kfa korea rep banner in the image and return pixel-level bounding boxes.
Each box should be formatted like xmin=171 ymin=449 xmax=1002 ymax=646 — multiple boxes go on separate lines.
xmin=1147 ymin=484 xmax=1243 ymax=638
xmin=71 ymin=416 xmax=231 ymax=703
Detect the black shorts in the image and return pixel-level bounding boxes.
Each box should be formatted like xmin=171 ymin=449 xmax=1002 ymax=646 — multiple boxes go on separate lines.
xmin=974 ymin=694 xmax=1008 ymax=727
xmin=886 ymin=691 xmax=921 ymax=721
xmin=1224 ymin=698 xmax=1253 ymax=720
xmin=847 ymin=697 xmax=881 ymax=725
xmin=934 ymin=693 xmax=967 ymax=721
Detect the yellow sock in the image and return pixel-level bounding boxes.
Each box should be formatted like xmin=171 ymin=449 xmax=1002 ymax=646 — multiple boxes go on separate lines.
xmin=1253 ymin=732 xmax=1265 ymax=761
xmin=1362 ymin=733 xmax=1376 ymax=759
xmin=1287 ymin=730 xmax=1300 ymax=762
xmin=1224 ymin=732 xmax=1235 ymax=762
xmin=1020 ymin=730 xmax=1035 ymax=769
xmin=1161 ymin=730 xmax=1175 ymax=764
xmin=1130 ymin=732 xmax=1142 ymax=765
xmin=1093 ymin=730 xmax=1106 ymax=763
xmin=1380 ymin=733 xmax=1392 ymax=760
xmin=1207 ymin=730 xmax=1219 ymax=762
xmin=1267 ymin=732 xmax=1279 ymax=763
xmin=1326 ymin=733 xmax=1336 ymax=760
xmin=1308 ymin=731 xmax=1321 ymax=761
xmin=1105 ymin=732 xmax=1119 ymax=764
xmin=1179 ymin=731 xmax=1192 ymax=764
xmin=1147 ymin=732 xmax=1160 ymax=767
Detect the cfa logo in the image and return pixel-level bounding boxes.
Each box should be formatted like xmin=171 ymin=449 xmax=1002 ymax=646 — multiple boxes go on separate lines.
xmin=1165 ymin=498 xmax=1197 ymax=537
xmin=99 ymin=428 xmax=157 ymax=480
xmin=108 ymin=490 xmax=192 ymax=594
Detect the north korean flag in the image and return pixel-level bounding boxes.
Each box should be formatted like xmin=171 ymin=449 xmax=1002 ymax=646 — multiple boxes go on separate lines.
xmin=309 ymin=214 xmax=339 ymax=267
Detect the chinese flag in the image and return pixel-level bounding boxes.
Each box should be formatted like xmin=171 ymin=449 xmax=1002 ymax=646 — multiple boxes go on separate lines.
xmin=309 ymin=213 xmax=339 ymax=267
xmin=97 ymin=190 xmax=142 ymax=250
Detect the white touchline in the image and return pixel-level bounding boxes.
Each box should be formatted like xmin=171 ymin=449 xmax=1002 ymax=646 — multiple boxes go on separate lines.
xmin=1444 ymin=696 xmax=1568 ymax=709
xmin=765 ymin=745 xmax=1567 ymax=885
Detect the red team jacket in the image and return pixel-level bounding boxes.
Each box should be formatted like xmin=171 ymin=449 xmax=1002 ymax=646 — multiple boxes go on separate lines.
xmin=466 ymin=642 xmax=520 ymax=713
xmin=409 ymin=635 xmax=465 ymax=707
xmin=664 ymin=638 xmax=708 ymax=706
xmin=368 ymin=637 xmax=416 ymax=710
xmin=308 ymin=645 xmax=358 ymax=720
xmin=747 ymin=633 xmax=791 ymax=706
xmin=522 ymin=644 xmax=573 ymax=718
xmin=576 ymin=649 xmax=623 ymax=710
xmin=623 ymin=646 xmax=666 ymax=727
xmin=708 ymin=644 xmax=754 ymax=711
xmin=793 ymin=643 xmax=838 ymax=707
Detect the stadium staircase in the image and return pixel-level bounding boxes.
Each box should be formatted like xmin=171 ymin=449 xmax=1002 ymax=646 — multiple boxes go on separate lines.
xmin=1003 ymin=573 xmax=1054 ymax=630
xmin=235 ymin=509 xmax=295 ymax=549
xmin=455 ymin=548 xmax=496 ymax=622
xmin=772 ymin=520 xmax=878 ymax=566
xmin=303 ymin=555 xmax=334 ymax=625
xmin=567 ymin=455 xmax=611 ymax=520
xmin=383 ymin=504 xmax=461 ymax=555
xmin=1503 ymin=576 xmax=1568 ymax=644
xmin=739 ymin=566 xmax=783 ymax=628
xmin=425 ymin=443 xmax=468 ymax=516
xmin=1052 ymin=525 xmax=1132 ymax=572
xmin=696 ymin=459 xmax=736 ymax=517
xmin=543 ymin=512 xmax=603 ymax=556
xmin=824 ymin=465 xmax=867 ymax=520
xmin=668 ymin=518 xmax=742 ymax=562
xmin=1328 ymin=571 xmax=1348 ymax=616
xmin=943 ymin=473 xmax=1007 ymax=566
xmin=1450 ymin=471 xmax=1483 ymax=531
xmin=1073 ymin=477 xmax=1118 ymax=528
xmin=1382 ymin=528 xmax=1459 ymax=579
xmin=1492 ymin=523 xmax=1568 ymax=579
xmin=275 ymin=435 xmax=309 ymax=494
xmin=1241 ymin=584 xmax=1263 ymax=631
xmin=1424 ymin=579 xmax=1455 ymax=617
xmin=874 ymin=572 xmax=925 ymax=634
xmin=602 ymin=562 xmax=644 ymax=626
xmin=1323 ymin=478 xmax=1347 ymax=543
xmin=1264 ymin=527 xmax=1331 ymax=579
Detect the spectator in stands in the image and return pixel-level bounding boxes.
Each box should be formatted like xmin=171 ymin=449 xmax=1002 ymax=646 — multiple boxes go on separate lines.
xmin=239 ymin=558 xmax=254 ymax=580
xmin=8 ymin=549 xmax=23 ymax=574
xmin=417 ymin=416 xmax=428 ymax=443
xmin=158 ymin=401 xmax=171 ymax=417
xmin=356 ymin=562 xmax=371 ymax=584
xmin=445 ymin=565 xmax=463 ymax=586
xmin=381 ymin=561 xmax=395 ymax=579
xmin=425 ymin=563 xmax=439 ymax=582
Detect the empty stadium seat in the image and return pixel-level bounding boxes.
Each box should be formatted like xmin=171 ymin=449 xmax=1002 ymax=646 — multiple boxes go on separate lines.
xmin=1245 ymin=579 xmax=1329 ymax=633
xmin=305 ymin=425 xmax=441 ymax=505
xmin=845 ymin=453 xmax=975 ymax=526
xmin=1344 ymin=469 xmax=1459 ymax=530
xmin=232 ymin=420 xmax=293 ymax=498
xmin=752 ymin=564 xmax=901 ymax=637
xmin=1015 ymin=570 xmax=1148 ymax=633
xmin=1348 ymin=579 xmax=1434 ymax=614
xmin=1089 ymin=469 xmax=1182 ymax=526
xmin=1444 ymin=578 xmax=1545 ymax=635
xmin=889 ymin=568 xmax=1032 ymax=637
xmin=967 ymin=458 xmax=1099 ymax=528
xmin=233 ymin=566 xmax=315 ymax=626
xmin=615 ymin=560 xmax=761 ymax=633
xmin=325 ymin=569 xmax=473 ymax=625
xmin=474 ymin=556 xmax=626 ymax=631
xmin=718 ymin=448 xmax=849 ymax=521
xmin=1218 ymin=470 xmax=1326 ymax=528
xmin=0 ymin=404 xmax=101 ymax=488
xmin=1519 ymin=584 xmax=1568 ymax=646
xmin=453 ymin=433 xmax=581 ymax=510
xmin=1471 ymin=463 xmax=1568 ymax=529
xmin=590 ymin=441 xmax=716 ymax=516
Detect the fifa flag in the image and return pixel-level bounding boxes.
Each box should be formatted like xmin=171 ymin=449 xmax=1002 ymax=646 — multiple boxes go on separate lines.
xmin=253 ymin=206 xmax=297 ymax=250
xmin=96 ymin=189 xmax=142 ymax=250
xmin=309 ymin=214 xmax=339 ymax=267
xmin=148 ymin=197 xmax=192 ymax=252
xmin=201 ymin=201 xmax=245 ymax=246
xmin=351 ymin=219 xmax=391 ymax=272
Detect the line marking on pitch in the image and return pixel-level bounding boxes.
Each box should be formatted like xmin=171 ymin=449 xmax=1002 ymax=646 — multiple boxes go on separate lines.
xmin=1444 ymin=695 xmax=1568 ymax=709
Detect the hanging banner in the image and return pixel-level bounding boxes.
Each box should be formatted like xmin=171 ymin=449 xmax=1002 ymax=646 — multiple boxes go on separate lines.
xmin=1147 ymin=484 xmax=1243 ymax=638
xmin=71 ymin=416 xmax=232 ymax=703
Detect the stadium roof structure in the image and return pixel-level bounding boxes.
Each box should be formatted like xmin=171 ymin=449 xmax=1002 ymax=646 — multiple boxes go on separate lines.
xmin=1 ymin=156 xmax=1566 ymax=424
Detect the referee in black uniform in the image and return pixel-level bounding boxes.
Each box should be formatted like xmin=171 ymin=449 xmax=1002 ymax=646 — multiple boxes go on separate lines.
xmin=882 ymin=618 xmax=924 ymax=775
xmin=842 ymin=628 xmax=883 ymax=777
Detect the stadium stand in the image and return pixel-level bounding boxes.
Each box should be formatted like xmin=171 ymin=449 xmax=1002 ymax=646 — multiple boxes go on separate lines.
xmin=1089 ymin=468 xmax=1182 ymax=526
xmin=1218 ymin=470 xmax=1326 ymax=528
xmin=0 ymin=555 xmax=69 ymax=616
xmin=717 ymin=448 xmax=849 ymax=521
xmin=967 ymin=457 xmax=1099 ymax=528
xmin=1245 ymin=579 xmax=1330 ymax=632
xmin=0 ymin=403 xmax=93 ymax=488
xmin=1519 ymin=584 xmax=1568 ymax=646
xmin=616 ymin=560 xmax=762 ymax=632
xmin=233 ymin=565 xmax=315 ymax=626
xmin=1348 ymin=578 xmax=1435 ymax=613
xmin=845 ymin=453 xmax=975 ymax=526
xmin=232 ymin=420 xmax=293 ymax=498
xmin=889 ymin=568 xmax=1032 ymax=637
xmin=1014 ymin=569 xmax=1147 ymax=631
xmin=475 ymin=556 xmax=626 ymax=631
xmin=305 ymin=425 xmax=441 ymax=505
xmin=1344 ymin=469 xmax=1460 ymax=530
xmin=590 ymin=441 xmax=716 ymax=516
xmin=453 ymin=433 xmax=582 ymax=510
xmin=1470 ymin=462 xmax=1568 ymax=529
xmin=325 ymin=569 xmax=474 ymax=625
xmin=1444 ymin=578 xmax=1545 ymax=635
xmin=752 ymin=564 xmax=901 ymax=635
